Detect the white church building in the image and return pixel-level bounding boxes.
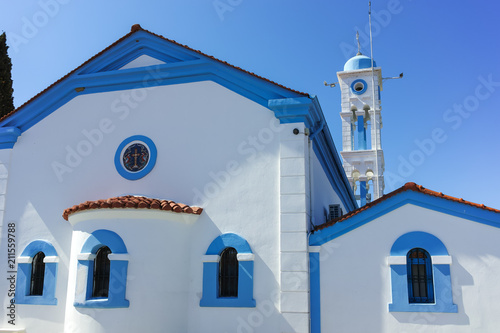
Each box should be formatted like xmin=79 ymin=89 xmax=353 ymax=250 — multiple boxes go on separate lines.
xmin=1 ymin=25 xmax=499 ymax=333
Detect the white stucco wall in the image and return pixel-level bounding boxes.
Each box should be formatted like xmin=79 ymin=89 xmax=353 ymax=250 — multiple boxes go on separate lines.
xmin=0 ymin=81 xmax=294 ymax=332
xmin=319 ymin=203 xmax=500 ymax=333
xmin=310 ymin=150 xmax=346 ymax=228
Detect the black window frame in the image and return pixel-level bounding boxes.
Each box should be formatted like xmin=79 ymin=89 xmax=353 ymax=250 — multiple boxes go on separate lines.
xmin=92 ymin=246 xmax=111 ymax=298
xmin=218 ymin=247 xmax=238 ymax=297
xmin=30 ymin=251 xmax=46 ymax=296
xmin=407 ymin=248 xmax=434 ymax=303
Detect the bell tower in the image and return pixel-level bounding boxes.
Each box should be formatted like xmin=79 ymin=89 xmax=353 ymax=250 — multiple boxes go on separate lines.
xmin=337 ymin=36 xmax=384 ymax=206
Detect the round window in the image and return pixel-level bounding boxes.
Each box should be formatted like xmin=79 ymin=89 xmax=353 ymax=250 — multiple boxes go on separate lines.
xmin=115 ymin=135 xmax=157 ymax=180
xmin=354 ymin=82 xmax=364 ymax=92
xmin=351 ymin=79 xmax=368 ymax=95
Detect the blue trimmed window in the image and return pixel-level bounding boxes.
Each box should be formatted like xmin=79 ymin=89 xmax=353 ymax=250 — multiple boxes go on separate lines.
xmin=200 ymin=233 xmax=256 ymax=307
xmin=16 ymin=240 xmax=58 ymax=305
xmin=388 ymin=231 xmax=457 ymax=313
xmin=74 ymin=230 xmax=129 ymax=308
xmin=407 ymin=248 xmax=434 ymax=303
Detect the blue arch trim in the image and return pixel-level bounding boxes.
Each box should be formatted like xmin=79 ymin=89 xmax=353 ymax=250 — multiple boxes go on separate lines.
xmin=16 ymin=240 xmax=58 ymax=305
xmin=201 ymin=233 xmax=255 ymax=307
xmin=114 ymin=135 xmax=157 ymax=180
xmin=75 ymin=230 xmax=129 ymax=308
xmin=20 ymin=240 xmax=58 ymax=257
xmin=81 ymin=229 xmax=128 ymax=254
xmin=205 ymin=233 xmax=252 ymax=255
xmin=391 ymin=231 xmax=449 ymax=256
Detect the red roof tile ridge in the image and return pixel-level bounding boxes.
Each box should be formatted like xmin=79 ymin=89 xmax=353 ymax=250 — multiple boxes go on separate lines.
xmin=62 ymin=194 xmax=203 ymax=221
xmin=313 ymin=182 xmax=500 ymax=233
xmin=1 ymin=24 xmax=308 ymax=124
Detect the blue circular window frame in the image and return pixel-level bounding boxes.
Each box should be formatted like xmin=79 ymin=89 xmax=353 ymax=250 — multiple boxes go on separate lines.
xmin=115 ymin=135 xmax=157 ymax=180
xmin=351 ymin=79 xmax=368 ymax=95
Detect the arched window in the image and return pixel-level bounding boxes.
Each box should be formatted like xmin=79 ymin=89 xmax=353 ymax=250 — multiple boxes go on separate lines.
xmin=30 ymin=252 xmax=46 ymax=296
xmin=201 ymin=233 xmax=255 ymax=307
xmin=92 ymin=246 xmax=111 ymax=298
xmin=74 ymin=230 xmax=129 ymax=308
xmin=16 ymin=240 xmax=58 ymax=305
xmin=388 ymin=231 xmax=457 ymax=312
xmin=407 ymin=248 xmax=434 ymax=303
xmin=219 ymin=247 xmax=238 ymax=297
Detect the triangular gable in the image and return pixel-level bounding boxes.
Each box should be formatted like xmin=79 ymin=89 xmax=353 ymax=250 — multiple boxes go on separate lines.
xmin=0 ymin=25 xmax=308 ymax=133
xmin=119 ymin=55 xmax=167 ymax=70
xmin=310 ymin=182 xmax=500 ymax=246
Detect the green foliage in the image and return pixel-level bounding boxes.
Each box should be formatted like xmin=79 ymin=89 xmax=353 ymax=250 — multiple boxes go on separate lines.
xmin=0 ymin=32 xmax=14 ymax=118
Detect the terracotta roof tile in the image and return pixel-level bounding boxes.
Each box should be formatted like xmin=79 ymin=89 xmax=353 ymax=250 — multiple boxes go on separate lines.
xmin=62 ymin=195 xmax=203 ymax=221
xmin=1 ymin=24 xmax=307 ymax=124
xmin=313 ymin=182 xmax=500 ymax=233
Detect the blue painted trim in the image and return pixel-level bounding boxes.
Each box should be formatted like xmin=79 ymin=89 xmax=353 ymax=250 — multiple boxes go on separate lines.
xmin=205 ymin=233 xmax=252 ymax=255
xmin=16 ymin=240 xmax=58 ymax=305
xmin=81 ymin=229 xmax=128 ymax=254
xmin=310 ymin=252 xmax=321 ymax=333
xmin=389 ymin=262 xmax=457 ymax=312
xmin=357 ymin=116 xmax=366 ymax=150
xmin=75 ymin=230 xmax=129 ymax=308
xmin=20 ymin=240 xmax=58 ymax=257
xmin=0 ymin=127 xmax=21 ymax=150
xmin=114 ymin=135 xmax=157 ymax=180
xmin=351 ymin=79 xmax=368 ymax=95
xmin=310 ymin=190 xmax=500 ymax=246
xmin=391 ymin=232 xmax=449 ymax=256
xmin=201 ymin=233 xmax=255 ymax=307
xmin=0 ymin=31 xmax=304 ymax=133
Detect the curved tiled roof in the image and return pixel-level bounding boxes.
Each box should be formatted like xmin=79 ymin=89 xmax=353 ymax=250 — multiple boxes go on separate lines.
xmin=313 ymin=182 xmax=500 ymax=232
xmin=62 ymin=195 xmax=203 ymax=221
xmin=0 ymin=24 xmax=307 ymax=123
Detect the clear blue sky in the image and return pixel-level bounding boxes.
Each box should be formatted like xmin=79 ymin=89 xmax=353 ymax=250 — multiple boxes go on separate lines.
xmin=1 ymin=0 xmax=499 ymax=208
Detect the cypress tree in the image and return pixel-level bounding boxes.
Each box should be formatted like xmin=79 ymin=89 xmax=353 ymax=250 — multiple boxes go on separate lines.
xmin=0 ymin=32 xmax=14 ymax=117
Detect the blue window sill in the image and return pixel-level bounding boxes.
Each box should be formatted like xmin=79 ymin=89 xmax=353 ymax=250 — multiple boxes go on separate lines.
xmin=16 ymin=295 xmax=57 ymax=306
xmin=74 ymin=298 xmax=129 ymax=308
xmin=389 ymin=302 xmax=458 ymax=313
xmin=200 ymin=297 xmax=256 ymax=308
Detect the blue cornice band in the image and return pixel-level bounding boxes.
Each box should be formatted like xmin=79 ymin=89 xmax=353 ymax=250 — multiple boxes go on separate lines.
xmin=0 ymin=127 xmax=21 ymax=149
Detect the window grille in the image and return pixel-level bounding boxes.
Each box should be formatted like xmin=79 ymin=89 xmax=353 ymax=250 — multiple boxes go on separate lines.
xmin=407 ymin=248 xmax=434 ymax=303
xmin=219 ymin=247 xmax=238 ymax=297
xmin=30 ymin=252 xmax=45 ymax=295
xmin=93 ymin=246 xmax=111 ymax=298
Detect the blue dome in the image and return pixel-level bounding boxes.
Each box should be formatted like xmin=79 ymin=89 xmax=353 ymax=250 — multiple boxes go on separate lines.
xmin=344 ymin=54 xmax=376 ymax=71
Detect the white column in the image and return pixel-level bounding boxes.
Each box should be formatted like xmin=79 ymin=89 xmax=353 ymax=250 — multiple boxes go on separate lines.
xmin=279 ymin=123 xmax=310 ymax=333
